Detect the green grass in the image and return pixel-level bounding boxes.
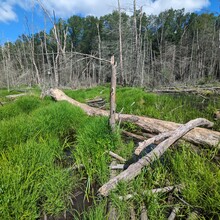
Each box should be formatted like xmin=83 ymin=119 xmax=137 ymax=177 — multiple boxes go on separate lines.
xmin=0 ymin=86 xmax=219 ymax=219
xmin=65 ymin=86 xmax=220 ymax=130
xmin=0 ymin=137 xmax=75 ymax=219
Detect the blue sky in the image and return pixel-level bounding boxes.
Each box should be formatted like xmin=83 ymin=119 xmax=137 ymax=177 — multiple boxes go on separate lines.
xmin=0 ymin=0 xmax=219 ymax=44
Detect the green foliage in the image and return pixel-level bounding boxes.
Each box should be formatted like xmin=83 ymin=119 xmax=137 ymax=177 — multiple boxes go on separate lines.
xmin=0 ymin=87 xmax=219 ymax=219
xmin=0 ymin=96 xmax=47 ymax=121
xmin=73 ymin=116 xmax=119 ymax=185
xmin=0 ymin=101 xmax=87 ymax=150
xmin=169 ymin=146 xmax=220 ymax=216
xmin=0 ymin=138 xmax=75 ymax=219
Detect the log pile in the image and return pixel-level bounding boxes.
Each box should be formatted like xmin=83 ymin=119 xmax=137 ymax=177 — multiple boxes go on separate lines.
xmin=48 ymin=88 xmax=220 ymax=148
xmin=47 ymin=88 xmax=220 ymax=219
xmin=98 ymin=118 xmax=213 ymax=197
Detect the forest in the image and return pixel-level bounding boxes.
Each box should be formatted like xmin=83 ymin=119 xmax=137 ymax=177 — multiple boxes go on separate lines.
xmin=0 ymin=7 xmax=220 ymax=89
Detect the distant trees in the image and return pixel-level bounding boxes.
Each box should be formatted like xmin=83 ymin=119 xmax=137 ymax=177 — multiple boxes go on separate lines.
xmin=0 ymin=8 xmax=220 ymax=89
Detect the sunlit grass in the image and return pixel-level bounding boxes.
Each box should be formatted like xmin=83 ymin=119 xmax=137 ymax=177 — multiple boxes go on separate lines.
xmin=0 ymin=86 xmax=219 ymax=219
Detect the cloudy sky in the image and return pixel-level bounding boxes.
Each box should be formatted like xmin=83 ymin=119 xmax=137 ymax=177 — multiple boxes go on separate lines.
xmin=0 ymin=0 xmax=218 ymax=43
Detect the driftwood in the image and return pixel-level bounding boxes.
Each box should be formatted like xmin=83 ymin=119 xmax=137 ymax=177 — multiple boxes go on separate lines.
xmin=98 ymin=118 xmax=213 ymax=196
xmin=48 ymin=89 xmax=220 ymax=147
xmin=109 ymin=151 xmax=126 ymax=163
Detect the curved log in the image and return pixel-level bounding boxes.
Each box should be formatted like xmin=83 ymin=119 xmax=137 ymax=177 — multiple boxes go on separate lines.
xmin=48 ymin=88 xmax=220 ymax=148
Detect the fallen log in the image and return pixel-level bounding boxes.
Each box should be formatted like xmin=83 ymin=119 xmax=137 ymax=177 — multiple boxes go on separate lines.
xmin=98 ymin=118 xmax=213 ymax=196
xmin=119 ymin=185 xmax=182 ymax=201
xmin=6 ymin=93 xmax=27 ymax=99
xmin=48 ymin=89 xmax=220 ymax=147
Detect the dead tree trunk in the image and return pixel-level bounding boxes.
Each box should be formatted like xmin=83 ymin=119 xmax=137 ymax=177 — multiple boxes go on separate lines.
xmin=109 ymin=56 xmax=117 ymax=132
xmin=98 ymin=118 xmax=213 ymax=196
xmin=48 ymin=89 xmax=220 ymax=147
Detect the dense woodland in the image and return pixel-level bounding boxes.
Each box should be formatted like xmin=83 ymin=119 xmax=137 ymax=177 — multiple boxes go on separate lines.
xmin=1 ymin=7 xmax=220 ymax=89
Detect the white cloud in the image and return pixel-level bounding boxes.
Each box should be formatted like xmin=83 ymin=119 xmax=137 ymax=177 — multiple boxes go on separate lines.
xmin=0 ymin=2 xmax=17 ymax=22
xmin=0 ymin=0 xmax=211 ymax=23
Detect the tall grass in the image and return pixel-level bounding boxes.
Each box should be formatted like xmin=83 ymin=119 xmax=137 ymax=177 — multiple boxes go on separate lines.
xmin=0 ymin=137 xmax=75 ymax=219
xmin=0 ymin=86 xmax=219 ymax=219
xmin=65 ymin=86 xmax=220 ymax=130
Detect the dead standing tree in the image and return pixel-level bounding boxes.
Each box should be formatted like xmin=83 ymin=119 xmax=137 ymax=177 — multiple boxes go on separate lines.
xmin=109 ymin=55 xmax=117 ymax=132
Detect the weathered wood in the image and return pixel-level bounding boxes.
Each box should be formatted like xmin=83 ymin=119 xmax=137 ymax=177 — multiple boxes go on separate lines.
xmin=109 ymin=151 xmax=126 ymax=163
xmin=122 ymin=130 xmax=147 ymax=141
xmin=119 ymin=185 xmax=182 ymax=201
xmin=168 ymin=207 xmax=179 ymax=220
xmin=110 ymin=164 xmax=125 ymax=170
xmin=6 ymin=93 xmax=27 ymax=99
xmin=150 ymin=87 xmax=220 ymax=94
xmin=130 ymin=204 xmax=136 ymax=220
xmin=108 ymin=160 xmax=117 ymax=220
xmin=140 ymin=203 xmax=148 ymax=220
xmin=98 ymin=118 xmax=213 ymax=196
xmin=86 ymin=98 xmax=106 ymax=108
xmin=48 ymin=89 xmax=220 ymax=147
xmin=86 ymin=98 xmax=104 ymax=103
xmin=109 ymin=55 xmax=117 ymax=132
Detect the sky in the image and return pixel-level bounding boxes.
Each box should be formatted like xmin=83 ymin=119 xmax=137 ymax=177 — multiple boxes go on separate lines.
xmin=0 ymin=0 xmax=219 ymax=44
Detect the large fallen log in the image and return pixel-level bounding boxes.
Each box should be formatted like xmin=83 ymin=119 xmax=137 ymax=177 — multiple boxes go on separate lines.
xmin=98 ymin=118 xmax=212 ymax=196
xmin=48 ymin=88 xmax=220 ymax=147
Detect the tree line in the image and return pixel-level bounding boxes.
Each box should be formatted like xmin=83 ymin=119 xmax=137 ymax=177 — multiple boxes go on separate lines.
xmin=0 ymin=7 xmax=220 ymax=89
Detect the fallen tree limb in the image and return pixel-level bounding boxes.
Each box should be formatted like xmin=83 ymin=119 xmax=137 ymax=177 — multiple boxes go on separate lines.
xmin=122 ymin=130 xmax=147 ymax=141
xmin=109 ymin=151 xmax=126 ymax=163
xmin=119 ymin=185 xmax=182 ymax=201
xmin=110 ymin=164 xmax=125 ymax=170
xmin=98 ymin=118 xmax=213 ymax=196
xmin=6 ymin=93 xmax=27 ymax=99
xmin=48 ymin=89 xmax=220 ymax=147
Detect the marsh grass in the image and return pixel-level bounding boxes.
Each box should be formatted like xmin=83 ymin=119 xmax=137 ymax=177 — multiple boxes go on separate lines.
xmin=65 ymin=86 xmax=220 ymax=130
xmin=0 ymin=137 xmax=75 ymax=219
xmin=0 ymin=86 xmax=219 ymax=219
